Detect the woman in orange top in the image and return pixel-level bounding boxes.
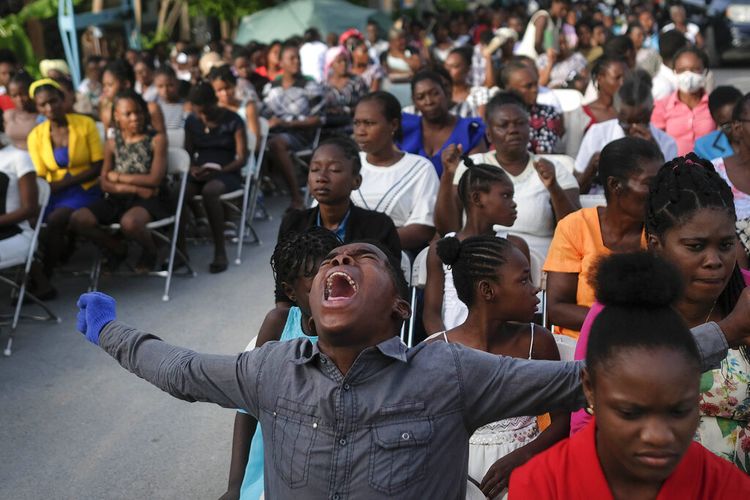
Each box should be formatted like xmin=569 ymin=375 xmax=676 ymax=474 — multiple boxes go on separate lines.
xmin=543 ymin=137 xmax=661 ymax=338
xmin=510 ymin=252 xmax=750 ymax=499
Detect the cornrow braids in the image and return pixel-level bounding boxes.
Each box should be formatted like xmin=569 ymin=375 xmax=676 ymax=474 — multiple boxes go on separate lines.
xmin=646 ymin=154 xmax=748 ymax=363
xmin=271 ymin=227 xmax=341 ymax=296
xmin=436 ymin=235 xmax=513 ymax=307
xmin=457 ymin=155 xmax=513 ymax=207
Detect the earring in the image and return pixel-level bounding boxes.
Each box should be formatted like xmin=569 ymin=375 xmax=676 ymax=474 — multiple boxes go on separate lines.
xmin=585 ymin=406 xmax=595 ymax=416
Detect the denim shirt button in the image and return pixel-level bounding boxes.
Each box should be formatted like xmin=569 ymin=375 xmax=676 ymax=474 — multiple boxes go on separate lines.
xmin=333 ymin=494 xmax=340 ymax=500
xmin=339 ymin=438 xmax=346 ymax=446
xmin=343 ymin=384 xmax=350 ymax=391
xmin=401 ymin=432 xmax=410 ymax=440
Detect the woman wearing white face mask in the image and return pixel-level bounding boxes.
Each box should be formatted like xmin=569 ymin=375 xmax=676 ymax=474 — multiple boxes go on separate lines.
xmin=651 ymin=47 xmax=715 ymax=156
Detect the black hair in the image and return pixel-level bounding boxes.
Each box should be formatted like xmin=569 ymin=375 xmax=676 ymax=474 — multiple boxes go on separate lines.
xmin=360 ymin=239 xmax=409 ymax=301
xmin=591 ymin=55 xmax=628 ymax=86
xmin=0 ymin=49 xmax=17 ymax=66
xmin=32 ymin=83 xmax=64 ymax=100
xmin=134 ymin=55 xmax=155 ymax=71
xmin=271 ymin=227 xmax=341 ymax=301
xmin=207 ymin=64 xmax=237 ymax=86
xmin=709 ymin=86 xmax=743 ymax=118
xmin=479 ymin=29 xmax=494 ymax=46
xmin=187 ymin=81 xmax=218 ymax=107
xmin=485 ymin=91 xmax=528 ymax=122
xmin=575 ymin=18 xmax=593 ymax=34
xmin=112 ymin=89 xmax=152 ymax=132
xmin=587 ymin=252 xmax=700 ymax=378
xmin=357 ymin=91 xmax=403 ymax=142
xmin=499 ymin=59 xmax=533 ymax=89
xmin=154 ymin=65 xmax=177 ymax=80
xmin=625 ymin=22 xmax=644 ymax=35
xmin=598 ymin=137 xmax=663 ymax=201
xmin=411 ymin=69 xmax=449 ymax=96
xmin=103 ymin=60 xmax=135 ymax=87
xmin=731 ymin=92 xmax=750 ymax=122
xmin=304 ymin=28 xmax=321 ymax=42
xmin=457 ymin=154 xmax=513 ymax=207
xmin=85 ymin=55 xmax=104 ymax=66
xmin=603 ymin=35 xmax=634 ymax=61
xmin=646 ymin=154 xmax=746 ymax=331
xmin=54 ymin=76 xmax=75 ymax=94
xmin=617 ymin=69 xmax=653 ymax=109
xmin=280 ymin=40 xmax=299 ymax=56
xmin=314 ymin=136 xmax=362 ymax=175
xmin=9 ymin=70 xmax=33 ymax=89
xmin=659 ymin=30 xmax=688 ymax=64
xmin=437 ymin=235 xmax=514 ymax=307
xmin=447 ymin=46 xmax=472 ymax=68
xmin=673 ymin=46 xmax=709 ymax=71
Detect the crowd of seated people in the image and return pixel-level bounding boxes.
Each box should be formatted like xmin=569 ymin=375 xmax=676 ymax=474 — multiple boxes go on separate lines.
xmin=4 ymin=0 xmax=750 ymax=496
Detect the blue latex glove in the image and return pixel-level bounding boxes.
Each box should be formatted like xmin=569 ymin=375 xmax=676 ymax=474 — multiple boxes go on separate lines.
xmin=76 ymin=292 xmax=117 ymax=345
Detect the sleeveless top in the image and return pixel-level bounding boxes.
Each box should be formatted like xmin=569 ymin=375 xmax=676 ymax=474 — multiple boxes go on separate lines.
xmin=113 ymin=129 xmax=154 ymax=175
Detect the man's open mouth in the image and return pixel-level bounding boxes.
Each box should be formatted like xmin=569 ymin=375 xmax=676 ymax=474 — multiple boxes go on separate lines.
xmin=324 ymin=271 xmax=359 ymax=300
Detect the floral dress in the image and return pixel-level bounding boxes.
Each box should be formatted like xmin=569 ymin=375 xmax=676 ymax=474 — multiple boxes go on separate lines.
xmin=528 ymin=103 xmax=563 ymax=154
xmin=696 ymin=348 xmax=750 ymax=473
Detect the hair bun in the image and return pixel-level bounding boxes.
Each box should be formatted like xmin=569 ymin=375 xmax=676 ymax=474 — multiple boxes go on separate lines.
xmin=436 ymin=236 xmax=462 ymax=267
xmin=594 ymin=252 xmax=683 ymax=308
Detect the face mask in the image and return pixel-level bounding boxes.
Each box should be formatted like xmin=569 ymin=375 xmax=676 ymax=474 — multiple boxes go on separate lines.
xmin=676 ymin=71 xmax=706 ymax=93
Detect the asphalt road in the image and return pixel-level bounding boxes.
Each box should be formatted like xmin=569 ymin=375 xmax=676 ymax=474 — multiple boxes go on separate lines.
xmin=1 ymin=67 xmax=749 ymax=500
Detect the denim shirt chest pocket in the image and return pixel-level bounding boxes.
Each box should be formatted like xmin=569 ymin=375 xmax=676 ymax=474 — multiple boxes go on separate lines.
xmin=270 ymin=397 xmax=319 ymax=488
xmin=368 ymin=413 xmax=433 ymax=495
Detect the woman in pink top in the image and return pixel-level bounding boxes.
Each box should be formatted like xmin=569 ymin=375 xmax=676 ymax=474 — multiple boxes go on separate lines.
xmin=651 ymin=48 xmax=715 ymax=156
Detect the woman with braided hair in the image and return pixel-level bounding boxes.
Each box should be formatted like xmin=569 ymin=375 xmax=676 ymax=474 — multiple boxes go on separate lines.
xmin=572 ymin=154 xmax=750 ymax=473
xmin=426 ymin=234 xmax=567 ymax=499
xmin=220 ymin=227 xmax=341 ymax=500
xmin=423 ymin=155 xmax=528 ymax=334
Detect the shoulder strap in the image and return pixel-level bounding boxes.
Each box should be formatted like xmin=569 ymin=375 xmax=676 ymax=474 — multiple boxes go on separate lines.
xmin=528 ymin=323 xmax=535 ymax=359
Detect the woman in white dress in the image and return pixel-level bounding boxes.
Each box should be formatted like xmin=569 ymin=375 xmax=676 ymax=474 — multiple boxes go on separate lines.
xmin=426 ymin=234 xmax=569 ymax=499
xmin=352 ymin=91 xmax=439 ymax=253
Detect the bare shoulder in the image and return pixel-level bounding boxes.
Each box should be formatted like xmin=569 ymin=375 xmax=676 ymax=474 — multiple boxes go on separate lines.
xmin=530 ymin=324 xmax=561 ymax=361
xmin=256 ymin=306 xmax=292 ymax=347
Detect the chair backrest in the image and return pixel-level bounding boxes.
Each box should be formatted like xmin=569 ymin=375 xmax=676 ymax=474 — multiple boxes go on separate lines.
xmin=550 ymin=89 xmax=583 ymax=113
xmin=167 ymin=147 xmax=190 ymax=175
xmin=412 ymin=247 xmax=430 ymax=288
xmin=528 ymin=248 xmax=544 ymax=288
xmin=95 ymin=121 xmax=106 ymax=144
xmin=554 ymin=334 xmax=577 ymax=361
xmin=166 ymin=128 xmax=185 ymax=149
xmin=400 ymin=251 xmax=412 ymax=287
xmin=580 ymin=194 xmax=606 ymax=209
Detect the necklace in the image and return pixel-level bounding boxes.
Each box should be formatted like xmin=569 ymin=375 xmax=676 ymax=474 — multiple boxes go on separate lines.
xmin=705 ymin=301 xmax=717 ymax=323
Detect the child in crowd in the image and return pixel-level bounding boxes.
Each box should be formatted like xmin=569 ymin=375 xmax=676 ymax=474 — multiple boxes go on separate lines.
xmin=429 ymin=234 xmax=567 ymax=499
xmin=69 ymin=90 xmax=170 ymax=273
xmin=220 ymin=227 xmax=341 ymax=500
xmin=510 ymin=252 xmax=750 ymax=498
xmin=153 ymin=66 xmax=189 ymax=131
xmin=423 ymin=153 xmax=528 ymax=333
xmin=100 ymin=60 xmax=165 ymax=135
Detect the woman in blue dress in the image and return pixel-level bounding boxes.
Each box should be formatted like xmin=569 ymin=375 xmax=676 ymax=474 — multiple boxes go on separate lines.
xmin=399 ymin=70 xmax=486 ymax=177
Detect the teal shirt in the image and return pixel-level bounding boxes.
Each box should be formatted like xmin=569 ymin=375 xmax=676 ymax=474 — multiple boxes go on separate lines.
xmin=240 ymin=306 xmax=317 ymax=500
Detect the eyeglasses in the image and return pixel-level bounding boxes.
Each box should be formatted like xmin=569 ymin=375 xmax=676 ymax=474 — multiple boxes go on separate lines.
xmin=618 ymin=120 xmax=650 ymax=133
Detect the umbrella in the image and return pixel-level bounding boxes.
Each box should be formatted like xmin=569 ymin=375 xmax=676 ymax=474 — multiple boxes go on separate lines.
xmin=235 ymin=0 xmax=391 ymax=45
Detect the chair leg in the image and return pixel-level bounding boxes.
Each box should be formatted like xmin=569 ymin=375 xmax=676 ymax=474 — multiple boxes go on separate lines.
xmin=88 ymin=252 xmax=102 ymax=292
xmin=407 ymin=287 xmax=417 ymax=347
xmin=3 ymin=333 xmax=11 ymax=357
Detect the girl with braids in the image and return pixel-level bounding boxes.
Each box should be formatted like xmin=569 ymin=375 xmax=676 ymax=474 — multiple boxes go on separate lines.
xmin=545 ymin=136 xmax=662 ymax=339
xmin=511 ymin=252 xmax=750 ymax=498
xmin=99 ymin=60 xmax=165 ymax=135
xmin=426 ymin=234 xmax=567 ymax=500
xmin=573 ymin=154 xmax=750 ymax=472
xmin=221 ymin=227 xmax=341 ymax=500
xmin=423 ymin=156 xmax=528 ymax=333
xmin=69 ymin=90 xmax=169 ymax=273
xmin=581 ymin=56 xmax=628 ymax=127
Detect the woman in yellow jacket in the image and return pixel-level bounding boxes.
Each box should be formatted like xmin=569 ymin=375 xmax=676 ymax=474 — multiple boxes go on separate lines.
xmin=27 ymin=79 xmax=103 ymax=297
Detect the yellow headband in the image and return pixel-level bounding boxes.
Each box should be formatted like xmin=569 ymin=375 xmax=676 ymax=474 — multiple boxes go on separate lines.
xmin=29 ymin=78 xmax=63 ymax=98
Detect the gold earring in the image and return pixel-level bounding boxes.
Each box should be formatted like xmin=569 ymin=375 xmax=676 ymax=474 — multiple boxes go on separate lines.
xmin=585 ymin=406 xmax=595 ymax=416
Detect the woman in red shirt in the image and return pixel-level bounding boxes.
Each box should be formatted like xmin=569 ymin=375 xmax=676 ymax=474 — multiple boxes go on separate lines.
xmin=510 ymin=252 xmax=750 ymax=499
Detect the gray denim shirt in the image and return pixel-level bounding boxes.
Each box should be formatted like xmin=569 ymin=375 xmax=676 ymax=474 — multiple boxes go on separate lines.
xmin=99 ymin=321 xmax=728 ymax=500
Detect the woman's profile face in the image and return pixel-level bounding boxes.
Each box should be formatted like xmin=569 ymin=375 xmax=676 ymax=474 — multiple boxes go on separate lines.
xmin=651 ymin=208 xmax=737 ymax=308
xmin=506 ymin=68 xmax=538 ymax=107
xmin=486 ymin=104 xmax=530 ymax=154
xmin=583 ymin=348 xmax=700 ymax=485
xmin=413 ymin=78 xmax=449 ymax=121
xmin=444 ymin=53 xmax=469 ymax=85
xmin=102 ymin=71 xmax=125 ymax=100
xmin=210 ymin=79 xmax=235 ymax=107
xmin=598 ymin=61 xmax=627 ymax=97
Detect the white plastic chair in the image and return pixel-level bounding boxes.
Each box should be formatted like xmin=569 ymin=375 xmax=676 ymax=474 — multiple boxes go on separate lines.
xmin=2 ymin=178 xmax=61 ymax=356
xmin=89 ymin=148 xmax=196 ymax=301
xmin=95 ymin=121 xmax=106 ymax=144
xmin=550 ymin=89 xmax=584 ymax=113
xmin=554 ymin=334 xmax=577 ymax=361
xmin=580 ymin=194 xmax=606 ymax=209
xmin=166 ymin=128 xmax=185 ymax=149
xmin=406 ymin=247 xmax=430 ymax=347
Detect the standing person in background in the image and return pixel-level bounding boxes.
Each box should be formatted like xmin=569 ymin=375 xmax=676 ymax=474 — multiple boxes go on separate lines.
xmin=516 ymin=0 xmax=571 ymax=59
xmin=262 ymin=42 xmax=325 ymax=211
xmin=652 ymin=48 xmax=715 ymax=156
xmin=662 ymin=4 xmax=704 ymax=49
xmin=695 ymin=86 xmax=743 ymax=162
xmin=183 ymin=83 xmax=248 ymax=274
xmin=366 ymin=20 xmax=389 ymax=62
xmin=384 ymin=28 xmax=421 ymax=83
xmin=27 ymin=79 xmax=104 ymax=298
xmin=133 ymin=57 xmax=158 ymax=103
xmin=300 ymin=28 xmax=328 ymax=83
xmin=638 ymin=9 xmax=660 ymax=50
xmin=353 ymin=92 xmax=439 ymax=253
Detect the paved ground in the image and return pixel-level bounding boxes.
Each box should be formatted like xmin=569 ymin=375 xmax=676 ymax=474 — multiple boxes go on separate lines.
xmin=1 ymin=68 xmax=749 ymax=500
